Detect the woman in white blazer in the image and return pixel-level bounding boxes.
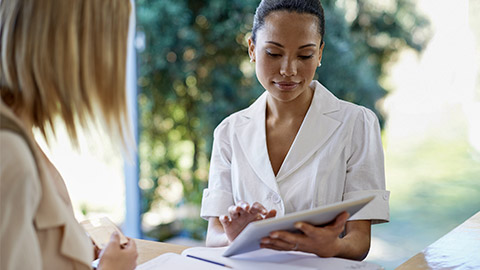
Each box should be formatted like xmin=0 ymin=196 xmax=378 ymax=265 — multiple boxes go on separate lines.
xmin=201 ymin=0 xmax=390 ymax=260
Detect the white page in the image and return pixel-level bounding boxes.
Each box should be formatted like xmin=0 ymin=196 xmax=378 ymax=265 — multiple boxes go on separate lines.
xmin=181 ymin=247 xmax=315 ymax=270
xmin=136 ymin=252 xmax=224 ymax=270
xmin=183 ymin=247 xmax=383 ymax=270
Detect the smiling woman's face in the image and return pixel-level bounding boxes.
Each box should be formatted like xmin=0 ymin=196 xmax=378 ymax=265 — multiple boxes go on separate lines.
xmin=249 ymin=11 xmax=324 ymax=103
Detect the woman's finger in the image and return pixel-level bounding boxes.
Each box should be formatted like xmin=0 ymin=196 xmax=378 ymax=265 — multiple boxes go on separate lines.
xmin=294 ymin=222 xmax=319 ymax=237
xmin=260 ymin=236 xmax=299 ymax=251
xmin=232 ymin=205 xmax=245 ymax=219
xmin=228 ymin=203 xmax=250 ymax=219
xmin=228 ymin=205 xmax=241 ymax=219
xmin=325 ymin=211 xmax=349 ymax=231
xmin=124 ymin=237 xmax=136 ymax=249
xmin=219 ymin=215 xmax=230 ymax=226
xmin=250 ymin=202 xmax=268 ymax=215
xmin=109 ymin=231 xmax=120 ymax=244
xmin=265 ymin=209 xmax=277 ymax=219
xmin=237 ymin=201 xmax=250 ymax=211
xmin=269 ymin=230 xmax=303 ymax=245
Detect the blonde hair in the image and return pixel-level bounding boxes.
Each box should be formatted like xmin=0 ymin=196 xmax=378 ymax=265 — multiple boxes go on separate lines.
xmin=0 ymin=0 xmax=131 ymax=149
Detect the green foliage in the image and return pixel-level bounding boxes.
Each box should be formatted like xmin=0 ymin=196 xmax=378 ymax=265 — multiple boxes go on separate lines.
xmin=135 ymin=0 xmax=430 ymax=241
xmin=318 ymin=0 xmax=430 ymax=124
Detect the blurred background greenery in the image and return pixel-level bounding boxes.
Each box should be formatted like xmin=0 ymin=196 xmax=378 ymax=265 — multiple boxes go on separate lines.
xmin=40 ymin=0 xmax=479 ymax=269
xmin=135 ymin=0 xmax=429 ymax=241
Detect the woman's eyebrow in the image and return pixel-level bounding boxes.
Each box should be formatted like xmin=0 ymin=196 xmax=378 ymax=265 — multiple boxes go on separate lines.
xmin=299 ymin=43 xmax=316 ymax=49
xmin=265 ymin=41 xmax=317 ymax=49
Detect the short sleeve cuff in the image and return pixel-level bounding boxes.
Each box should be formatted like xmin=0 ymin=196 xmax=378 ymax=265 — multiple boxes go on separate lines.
xmin=200 ymin=188 xmax=234 ymax=220
xmin=344 ymin=190 xmax=390 ymax=224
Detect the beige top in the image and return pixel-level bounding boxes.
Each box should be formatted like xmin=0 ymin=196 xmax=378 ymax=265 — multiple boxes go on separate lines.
xmin=0 ymin=101 xmax=93 ymax=269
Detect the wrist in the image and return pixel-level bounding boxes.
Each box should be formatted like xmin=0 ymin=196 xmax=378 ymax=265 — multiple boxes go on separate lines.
xmin=314 ymin=237 xmax=344 ymax=258
xmin=331 ymin=235 xmax=370 ymax=261
xmin=332 ymin=237 xmax=346 ymax=258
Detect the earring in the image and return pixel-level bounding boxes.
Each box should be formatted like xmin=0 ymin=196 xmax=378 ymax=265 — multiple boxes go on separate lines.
xmin=318 ymin=62 xmax=322 ymax=67
xmin=250 ymin=58 xmax=255 ymax=63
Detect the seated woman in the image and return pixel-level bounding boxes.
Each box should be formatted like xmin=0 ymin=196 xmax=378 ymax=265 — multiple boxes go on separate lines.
xmin=0 ymin=0 xmax=137 ymax=269
xmin=200 ymin=0 xmax=389 ymax=260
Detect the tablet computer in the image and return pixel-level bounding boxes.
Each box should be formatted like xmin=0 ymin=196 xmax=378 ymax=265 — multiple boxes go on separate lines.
xmin=222 ymin=195 xmax=375 ymax=257
xmin=80 ymin=217 xmax=128 ymax=249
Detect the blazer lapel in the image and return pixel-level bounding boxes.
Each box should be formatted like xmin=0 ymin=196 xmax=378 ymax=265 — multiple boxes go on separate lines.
xmin=34 ymin=150 xmax=93 ymax=268
xmin=1 ymin=101 xmax=92 ymax=268
xmin=35 ymin=161 xmax=93 ymax=268
xmin=234 ymin=92 xmax=280 ymax=194
xmin=276 ymin=81 xmax=341 ymax=181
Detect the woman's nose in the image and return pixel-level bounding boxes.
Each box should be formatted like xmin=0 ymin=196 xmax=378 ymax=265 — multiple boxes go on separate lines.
xmin=280 ymin=58 xmax=297 ymax=77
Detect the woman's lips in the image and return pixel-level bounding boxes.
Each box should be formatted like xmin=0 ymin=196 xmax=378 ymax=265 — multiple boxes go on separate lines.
xmin=274 ymin=81 xmax=299 ymax=91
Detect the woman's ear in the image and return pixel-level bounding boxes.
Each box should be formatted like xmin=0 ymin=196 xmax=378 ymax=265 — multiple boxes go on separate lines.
xmin=318 ymin=41 xmax=325 ymax=65
xmin=248 ymin=37 xmax=256 ymax=62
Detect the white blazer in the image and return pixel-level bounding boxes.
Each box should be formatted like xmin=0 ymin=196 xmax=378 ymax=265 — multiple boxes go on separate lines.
xmin=201 ymin=81 xmax=390 ymax=224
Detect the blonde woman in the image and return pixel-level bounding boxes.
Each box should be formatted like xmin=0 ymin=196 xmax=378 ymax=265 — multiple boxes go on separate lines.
xmin=1 ymin=0 xmax=137 ymax=269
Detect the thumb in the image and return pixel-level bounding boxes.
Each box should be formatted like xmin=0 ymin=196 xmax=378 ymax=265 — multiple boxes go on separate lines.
xmin=329 ymin=211 xmax=350 ymax=229
xmin=295 ymin=221 xmax=317 ymax=236
xmin=109 ymin=231 xmax=120 ymax=244
xmin=124 ymin=237 xmax=137 ymax=249
xmin=265 ymin=209 xmax=277 ymax=219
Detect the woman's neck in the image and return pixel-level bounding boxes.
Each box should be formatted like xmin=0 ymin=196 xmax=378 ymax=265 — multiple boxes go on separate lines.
xmin=12 ymin=106 xmax=36 ymax=140
xmin=266 ymin=86 xmax=314 ymax=121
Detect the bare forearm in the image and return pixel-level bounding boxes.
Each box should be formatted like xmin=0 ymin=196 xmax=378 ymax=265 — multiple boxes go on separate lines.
xmin=205 ymin=217 xmax=230 ymax=247
xmin=335 ymin=221 xmax=371 ymax=261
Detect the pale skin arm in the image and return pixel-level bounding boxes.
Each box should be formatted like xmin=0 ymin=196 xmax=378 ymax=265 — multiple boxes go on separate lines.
xmin=206 ymin=201 xmax=277 ymax=247
xmin=260 ymin=212 xmax=372 ymax=261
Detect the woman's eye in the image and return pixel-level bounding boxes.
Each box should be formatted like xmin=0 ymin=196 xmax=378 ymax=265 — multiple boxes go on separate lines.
xmin=266 ymin=51 xmax=281 ymax=57
xmin=299 ymin=55 xmax=314 ymax=60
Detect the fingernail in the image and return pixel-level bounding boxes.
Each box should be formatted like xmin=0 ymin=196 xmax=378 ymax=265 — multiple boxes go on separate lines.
xmin=261 ymin=239 xmax=270 ymax=244
xmin=271 ymin=233 xmax=278 ymax=238
xmin=294 ymin=223 xmax=302 ymax=229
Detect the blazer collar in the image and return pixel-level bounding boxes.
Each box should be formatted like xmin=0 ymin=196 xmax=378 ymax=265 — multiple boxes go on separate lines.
xmin=234 ymin=92 xmax=280 ymax=193
xmin=0 ymin=101 xmax=93 ymax=268
xmin=34 ymin=158 xmax=93 ymax=267
xmin=234 ymin=81 xmax=341 ymax=188
xmin=276 ymin=81 xmax=341 ymax=181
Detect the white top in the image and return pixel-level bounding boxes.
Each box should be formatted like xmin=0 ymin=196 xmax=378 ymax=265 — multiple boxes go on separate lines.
xmin=200 ymin=81 xmax=390 ymax=224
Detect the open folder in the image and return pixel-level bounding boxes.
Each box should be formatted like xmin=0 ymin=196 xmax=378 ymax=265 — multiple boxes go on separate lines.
xmin=137 ymin=195 xmax=381 ymax=270
xmin=137 ymin=247 xmax=382 ymax=270
xmin=223 ymin=195 xmax=375 ymax=257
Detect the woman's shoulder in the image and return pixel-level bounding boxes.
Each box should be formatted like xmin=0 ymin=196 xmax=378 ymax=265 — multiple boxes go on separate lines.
xmin=213 ymin=108 xmax=248 ymax=137
xmin=0 ymin=131 xmax=41 ymax=204
xmin=338 ymin=100 xmax=377 ymax=121
xmin=312 ymin=81 xmax=376 ymax=119
xmin=214 ymin=92 xmax=267 ymax=136
xmin=0 ymin=131 xmax=39 ymax=180
xmin=313 ymin=82 xmax=378 ymax=124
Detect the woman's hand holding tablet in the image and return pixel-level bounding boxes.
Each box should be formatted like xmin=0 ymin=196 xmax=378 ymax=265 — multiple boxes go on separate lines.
xmin=260 ymin=211 xmax=350 ymax=256
xmin=223 ymin=195 xmax=375 ymax=257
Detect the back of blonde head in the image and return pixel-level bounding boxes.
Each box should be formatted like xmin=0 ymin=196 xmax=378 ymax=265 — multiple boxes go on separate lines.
xmin=0 ymin=0 xmax=131 ymax=148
